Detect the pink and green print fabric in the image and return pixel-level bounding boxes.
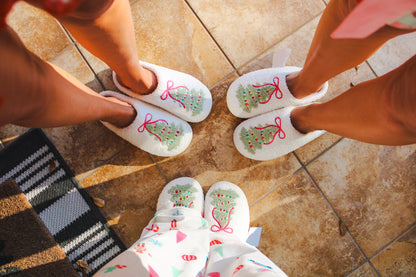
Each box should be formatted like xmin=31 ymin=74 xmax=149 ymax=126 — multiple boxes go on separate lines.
xmin=138 ymin=113 xmax=185 ymax=151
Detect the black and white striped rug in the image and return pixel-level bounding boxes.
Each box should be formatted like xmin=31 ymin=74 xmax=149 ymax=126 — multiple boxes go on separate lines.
xmin=0 ymin=129 xmax=126 ymax=276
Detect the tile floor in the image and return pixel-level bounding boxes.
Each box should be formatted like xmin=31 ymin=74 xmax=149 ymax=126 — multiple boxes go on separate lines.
xmin=1 ymin=0 xmax=416 ymax=276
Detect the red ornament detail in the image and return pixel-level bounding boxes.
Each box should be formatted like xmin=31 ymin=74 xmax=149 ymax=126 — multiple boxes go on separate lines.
xmin=233 ymin=265 xmax=244 ymax=275
xmin=254 ymin=116 xmax=286 ymax=144
xmin=138 ymin=113 xmax=169 ymax=141
xmin=182 ymin=254 xmax=197 ymax=261
xmin=210 ymin=240 xmax=223 ymax=246
xmin=252 ymin=76 xmax=283 ymax=104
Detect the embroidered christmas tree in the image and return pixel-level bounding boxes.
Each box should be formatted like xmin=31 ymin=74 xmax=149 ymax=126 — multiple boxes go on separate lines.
xmin=168 ymin=184 xmax=198 ymax=208
xmin=161 ymin=80 xmax=206 ymax=116
xmin=236 ymin=77 xmax=283 ymax=113
xmin=138 ymin=113 xmax=185 ymax=151
xmin=239 ymin=116 xmax=286 ymax=154
xmin=209 ymin=189 xmax=240 ymax=233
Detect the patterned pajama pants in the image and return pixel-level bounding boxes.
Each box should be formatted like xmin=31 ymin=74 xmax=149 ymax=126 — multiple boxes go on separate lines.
xmin=94 ymin=207 xmax=287 ymax=277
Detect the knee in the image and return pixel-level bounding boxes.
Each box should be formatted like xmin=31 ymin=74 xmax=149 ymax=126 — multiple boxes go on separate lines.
xmin=56 ymin=0 xmax=114 ymax=24
xmin=379 ymin=79 xmax=416 ymax=142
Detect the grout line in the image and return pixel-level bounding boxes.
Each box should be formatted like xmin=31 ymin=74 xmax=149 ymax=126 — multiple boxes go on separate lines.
xmin=249 ymin=166 xmax=304 ymax=208
xmin=77 ymin=145 xmax=130 ymax=182
xmin=298 ymin=154 xmax=380 ymax=276
xmin=208 ymin=70 xmax=239 ymax=89
xmin=48 ymin=44 xmax=75 ymax=63
xmin=147 ymin=153 xmax=169 ymax=183
xmin=57 ymin=22 xmax=106 ymax=90
xmin=344 ymin=261 xmax=373 ymax=277
xmin=365 ymin=60 xmax=380 ymax=78
xmin=368 ymin=221 xmax=416 ymax=261
xmin=303 ymin=137 xmax=345 ymax=167
xmin=183 ymin=0 xmax=238 ymax=72
xmin=234 ymin=11 xmax=324 ymax=74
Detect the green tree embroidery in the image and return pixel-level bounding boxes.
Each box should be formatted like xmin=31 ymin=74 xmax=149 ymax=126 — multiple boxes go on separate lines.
xmin=138 ymin=113 xmax=185 ymax=151
xmin=168 ymin=184 xmax=198 ymax=208
xmin=161 ymin=80 xmax=206 ymax=116
xmin=236 ymin=77 xmax=283 ymax=113
xmin=239 ymin=116 xmax=286 ymax=154
xmin=209 ymin=189 xmax=239 ymax=233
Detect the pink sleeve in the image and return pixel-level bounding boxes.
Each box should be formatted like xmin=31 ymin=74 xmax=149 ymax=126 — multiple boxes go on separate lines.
xmin=331 ymin=0 xmax=416 ymax=39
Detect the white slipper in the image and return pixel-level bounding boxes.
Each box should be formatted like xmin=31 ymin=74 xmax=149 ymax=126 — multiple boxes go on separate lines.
xmin=233 ymin=107 xmax=325 ymax=161
xmin=113 ymin=61 xmax=212 ymax=123
xmin=204 ymin=181 xmax=249 ymax=241
xmin=227 ymin=66 xmax=328 ymax=118
xmin=100 ymin=91 xmax=192 ymax=157
xmin=157 ymin=177 xmax=204 ymax=214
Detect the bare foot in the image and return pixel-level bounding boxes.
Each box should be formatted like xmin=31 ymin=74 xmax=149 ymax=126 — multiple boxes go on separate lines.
xmin=102 ymin=96 xmax=137 ymax=128
xmin=290 ymin=105 xmax=317 ymax=134
xmin=117 ymin=67 xmax=157 ymax=95
xmin=286 ymin=71 xmax=324 ymax=99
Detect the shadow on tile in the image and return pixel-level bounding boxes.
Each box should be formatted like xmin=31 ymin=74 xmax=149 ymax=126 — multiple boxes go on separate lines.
xmin=79 ymin=145 xmax=167 ymax=246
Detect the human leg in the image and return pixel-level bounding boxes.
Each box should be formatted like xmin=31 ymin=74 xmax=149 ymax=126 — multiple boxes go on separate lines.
xmin=93 ymin=177 xmax=209 ymax=276
xmin=292 ymin=54 xmax=416 ymax=145
xmin=51 ymin=0 xmax=156 ymax=95
xmin=286 ymin=0 xmax=414 ymax=98
xmin=204 ymin=181 xmax=287 ymax=276
xmin=0 ymin=26 xmax=135 ymax=128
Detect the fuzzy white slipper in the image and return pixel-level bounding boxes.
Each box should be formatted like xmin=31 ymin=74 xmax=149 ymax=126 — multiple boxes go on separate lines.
xmin=157 ymin=177 xmax=204 ymax=214
xmin=227 ymin=66 xmax=328 ymax=118
xmin=100 ymin=91 xmax=192 ymax=157
xmin=204 ymin=181 xmax=250 ymax=241
xmin=234 ymin=107 xmax=325 ymax=161
xmin=113 ymin=61 xmax=212 ymax=123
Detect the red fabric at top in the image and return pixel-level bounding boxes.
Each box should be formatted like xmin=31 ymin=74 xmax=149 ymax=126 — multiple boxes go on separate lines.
xmin=332 ymin=0 xmax=416 ymax=38
xmin=0 ymin=0 xmax=82 ymax=30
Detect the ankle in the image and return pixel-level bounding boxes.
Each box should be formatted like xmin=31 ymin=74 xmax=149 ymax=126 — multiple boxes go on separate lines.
xmin=286 ymin=71 xmax=325 ymax=99
xmin=117 ymin=67 xmax=157 ymax=95
xmin=102 ymin=97 xmax=137 ymax=128
xmin=290 ymin=105 xmax=316 ymax=134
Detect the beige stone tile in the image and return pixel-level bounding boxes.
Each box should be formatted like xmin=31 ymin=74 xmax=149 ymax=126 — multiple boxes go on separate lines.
xmin=347 ymin=263 xmax=377 ymax=277
xmin=7 ymin=1 xmax=72 ymax=61
xmin=42 ymin=122 xmax=130 ymax=178
xmin=49 ymin=45 xmax=103 ymax=92
xmin=188 ymin=0 xmax=325 ymax=68
xmin=295 ymin=133 xmax=342 ymax=165
xmin=79 ymin=0 xmax=234 ymax=89
xmin=371 ymin=225 xmax=416 ymax=277
xmin=238 ymin=16 xmax=321 ymax=74
xmin=74 ymin=44 xmax=115 ymax=91
xmin=80 ymin=145 xmax=167 ymax=246
xmin=250 ymin=170 xmax=365 ymax=276
xmin=153 ymin=75 xmax=302 ymax=204
xmin=367 ymin=32 xmax=416 ymax=77
xmin=307 ymin=139 xmax=416 ymax=257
